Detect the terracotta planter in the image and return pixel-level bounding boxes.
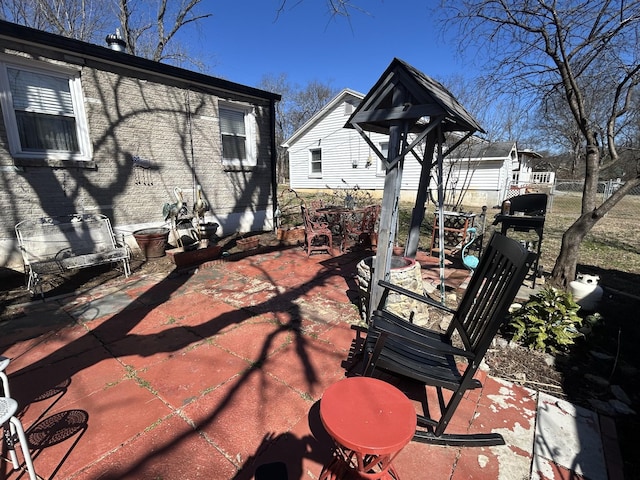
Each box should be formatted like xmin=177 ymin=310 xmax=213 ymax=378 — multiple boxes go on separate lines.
xmin=133 ymin=228 xmax=170 ymax=259
xmin=276 ymin=226 xmax=305 ymax=246
xmin=237 ymin=237 xmax=259 ymax=251
xmin=166 ymin=243 xmax=222 ymax=268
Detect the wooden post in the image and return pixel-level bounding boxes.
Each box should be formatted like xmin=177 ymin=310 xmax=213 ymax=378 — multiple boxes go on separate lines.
xmin=405 ymin=128 xmax=438 ymax=258
xmin=368 ymin=86 xmax=409 ymax=320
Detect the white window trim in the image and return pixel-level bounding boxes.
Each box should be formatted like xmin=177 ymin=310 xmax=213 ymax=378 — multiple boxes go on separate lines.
xmin=376 ymin=142 xmax=388 ymax=177
xmin=219 ymin=101 xmax=257 ymax=169
xmin=309 ymin=147 xmax=322 ymax=178
xmin=0 ymin=54 xmax=92 ymax=163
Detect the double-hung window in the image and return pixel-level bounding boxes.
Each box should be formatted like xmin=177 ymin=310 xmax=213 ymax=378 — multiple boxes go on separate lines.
xmin=219 ymin=103 xmax=257 ymax=169
xmin=309 ymin=148 xmax=322 ymax=178
xmin=0 ymin=56 xmax=91 ymax=164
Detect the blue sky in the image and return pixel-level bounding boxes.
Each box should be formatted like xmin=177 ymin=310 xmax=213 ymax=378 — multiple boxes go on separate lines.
xmin=185 ymin=1 xmax=472 ymax=94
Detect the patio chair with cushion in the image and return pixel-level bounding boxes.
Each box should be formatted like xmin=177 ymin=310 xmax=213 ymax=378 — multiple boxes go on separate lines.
xmin=301 ymin=205 xmax=334 ymax=256
xmin=362 ymin=233 xmax=535 ymax=446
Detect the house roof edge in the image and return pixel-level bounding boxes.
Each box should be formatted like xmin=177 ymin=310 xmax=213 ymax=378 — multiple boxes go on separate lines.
xmin=282 ymin=88 xmax=364 ymax=148
xmin=0 ymin=20 xmax=281 ymax=103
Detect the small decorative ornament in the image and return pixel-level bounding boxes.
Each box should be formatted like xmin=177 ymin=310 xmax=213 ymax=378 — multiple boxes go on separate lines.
xmin=569 ymin=273 xmax=603 ymax=311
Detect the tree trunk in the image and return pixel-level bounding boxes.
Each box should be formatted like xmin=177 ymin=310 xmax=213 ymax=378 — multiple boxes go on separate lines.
xmin=549 ymin=212 xmax=597 ymax=289
xmin=550 ymin=167 xmax=640 ymax=288
xmin=582 ymin=140 xmax=600 ymax=213
xmin=550 ymin=135 xmax=600 ymax=287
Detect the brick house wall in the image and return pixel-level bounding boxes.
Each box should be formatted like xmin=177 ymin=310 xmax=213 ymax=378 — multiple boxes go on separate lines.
xmin=0 ymin=22 xmax=280 ymax=268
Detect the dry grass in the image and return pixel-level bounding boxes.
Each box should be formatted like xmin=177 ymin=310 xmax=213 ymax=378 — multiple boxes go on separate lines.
xmin=543 ymin=193 xmax=640 ymax=273
xmin=287 ymin=187 xmax=640 ymax=294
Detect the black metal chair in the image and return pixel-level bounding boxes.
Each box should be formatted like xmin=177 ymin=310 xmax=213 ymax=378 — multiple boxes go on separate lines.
xmin=362 ymin=233 xmax=535 ymax=447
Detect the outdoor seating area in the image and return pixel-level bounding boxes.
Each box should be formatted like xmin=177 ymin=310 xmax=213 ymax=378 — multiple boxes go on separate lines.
xmin=0 ymin=243 xmax=620 ymax=480
xmin=303 ymin=203 xmax=381 ymax=255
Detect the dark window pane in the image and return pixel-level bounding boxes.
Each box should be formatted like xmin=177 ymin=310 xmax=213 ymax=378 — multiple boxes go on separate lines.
xmin=222 ymin=134 xmax=246 ymax=160
xmin=15 ymin=111 xmax=79 ymax=152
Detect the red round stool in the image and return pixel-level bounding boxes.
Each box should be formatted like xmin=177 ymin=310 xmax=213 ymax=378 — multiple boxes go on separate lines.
xmin=319 ymin=377 xmax=416 ymax=479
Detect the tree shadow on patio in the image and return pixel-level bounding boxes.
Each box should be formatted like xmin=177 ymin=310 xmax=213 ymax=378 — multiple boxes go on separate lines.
xmin=1 ymin=247 xmax=362 ymax=477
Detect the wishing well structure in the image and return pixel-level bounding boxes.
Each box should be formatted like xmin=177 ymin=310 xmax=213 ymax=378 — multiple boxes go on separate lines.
xmin=345 ymin=58 xmax=485 ymax=316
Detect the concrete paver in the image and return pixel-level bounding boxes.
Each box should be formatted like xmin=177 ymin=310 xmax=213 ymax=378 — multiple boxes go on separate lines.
xmin=0 ymin=246 xmax=618 ymax=480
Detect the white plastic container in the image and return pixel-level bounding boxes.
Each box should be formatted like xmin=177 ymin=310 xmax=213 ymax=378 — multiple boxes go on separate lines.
xmin=569 ymin=273 xmax=603 ymax=311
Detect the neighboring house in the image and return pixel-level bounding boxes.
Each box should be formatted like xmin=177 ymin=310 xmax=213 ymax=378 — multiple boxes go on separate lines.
xmin=444 ymin=139 xmax=520 ymax=208
xmin=0 ymin=21 xmax=280 ymax=268
xmin=283 ymin=89 xmax=410 ymax=198
xmin=284 ymin=89 xmax=549 ymax=208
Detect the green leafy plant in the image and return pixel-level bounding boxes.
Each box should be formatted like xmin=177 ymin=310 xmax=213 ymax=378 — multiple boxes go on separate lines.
xmin=507 ymin=287 xmax=583 ymax=353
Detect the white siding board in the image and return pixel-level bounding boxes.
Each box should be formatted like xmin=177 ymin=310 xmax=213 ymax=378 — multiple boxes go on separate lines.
xmin=286 ymin=91 xmax=517 ymax=205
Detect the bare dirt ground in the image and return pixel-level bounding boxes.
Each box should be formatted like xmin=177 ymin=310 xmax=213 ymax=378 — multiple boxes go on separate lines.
xmin=1 ymin=231 xmax=638 ymax=477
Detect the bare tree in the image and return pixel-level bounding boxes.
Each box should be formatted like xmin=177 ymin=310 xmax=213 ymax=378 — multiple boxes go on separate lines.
xmin=441 ymin=0 xmax=640 ymax=287
xmin=259 ymin=74 xmax=338 ymax=184
xmin=118 ymin=0 xmax=210 ymax=66
xmin=259 ymin=73 xmax=294 ymax=184
xmin=276 ymin=0 xmax=365 ymax=20
xmin=443 ymin=73 xmax=533 ymax=143
xmin=0 ymin=0 xmax=109 ymax=41
xmin=0 ymin=0 xmax=211 ymax=69
xmin=289 ymin=80 xmax=338 ymax=130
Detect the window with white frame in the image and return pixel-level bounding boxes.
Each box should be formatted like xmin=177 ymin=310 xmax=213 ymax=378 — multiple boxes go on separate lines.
xmin=0 ymin=57 xmax=91 ymax=163
xmin=376 ymin=142 xmax=389 ymax=176
xmin=219 ymin=103 xmax=257 ymax=168
xmin=309 ymin=148 xmax=322 ymax=177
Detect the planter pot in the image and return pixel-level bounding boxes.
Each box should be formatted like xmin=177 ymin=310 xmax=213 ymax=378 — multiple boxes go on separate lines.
xmin=198 ymin=222 xmax=219 ymax=242
xmin=276 ymin=226 xmax=305 ymax=246
xmin=133 ymin=228 xmax=170 ymax=259
xmin=166 ymin=243 xmax=222 ymax=268
xmin=237 ymin=237 xmax=260 ymax=251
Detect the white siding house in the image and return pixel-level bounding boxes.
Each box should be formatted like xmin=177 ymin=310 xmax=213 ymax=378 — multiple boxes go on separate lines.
xmin=283 ymin=89 xmax=426 ymax=200
xmin=284 ymin=89 xmax=536 ymax=208
xmin=445 ymin=140 xmax=520 ymax=208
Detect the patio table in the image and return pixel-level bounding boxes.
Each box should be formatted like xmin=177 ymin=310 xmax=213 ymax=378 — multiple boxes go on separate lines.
xmin=319 ymin=377 xmax=415 ymax=479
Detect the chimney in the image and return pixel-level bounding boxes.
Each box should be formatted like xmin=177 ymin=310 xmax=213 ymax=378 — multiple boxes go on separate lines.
xmin=105 ymin=28 xmax=126 ymax=52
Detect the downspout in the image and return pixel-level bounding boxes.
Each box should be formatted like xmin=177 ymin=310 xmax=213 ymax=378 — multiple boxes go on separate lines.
xmin=186 ymin=90 xmax=197 ymax=204
xmin=270 ymin=98 xmax=278 ymax=231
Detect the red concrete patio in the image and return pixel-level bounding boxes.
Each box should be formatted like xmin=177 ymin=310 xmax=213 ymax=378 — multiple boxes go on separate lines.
xmin=0 ymin=245 xmax=621 ymax=479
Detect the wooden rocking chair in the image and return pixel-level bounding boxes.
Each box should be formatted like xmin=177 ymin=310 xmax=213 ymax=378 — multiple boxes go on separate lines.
xmin=363 ymin=233 xmax=535 ymax=446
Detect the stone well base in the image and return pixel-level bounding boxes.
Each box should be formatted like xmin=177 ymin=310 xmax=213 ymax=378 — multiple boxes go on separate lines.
xmin=356 ymin=256 xmax=430 ymax=326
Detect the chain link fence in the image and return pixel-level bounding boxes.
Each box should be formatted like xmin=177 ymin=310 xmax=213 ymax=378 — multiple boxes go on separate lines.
xmin=551 ymin=179 xmax=640 ymax=217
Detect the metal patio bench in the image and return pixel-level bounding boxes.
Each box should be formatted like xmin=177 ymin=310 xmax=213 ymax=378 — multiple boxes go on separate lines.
xmin=15 ymin=213 xmax=130 ymax=298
